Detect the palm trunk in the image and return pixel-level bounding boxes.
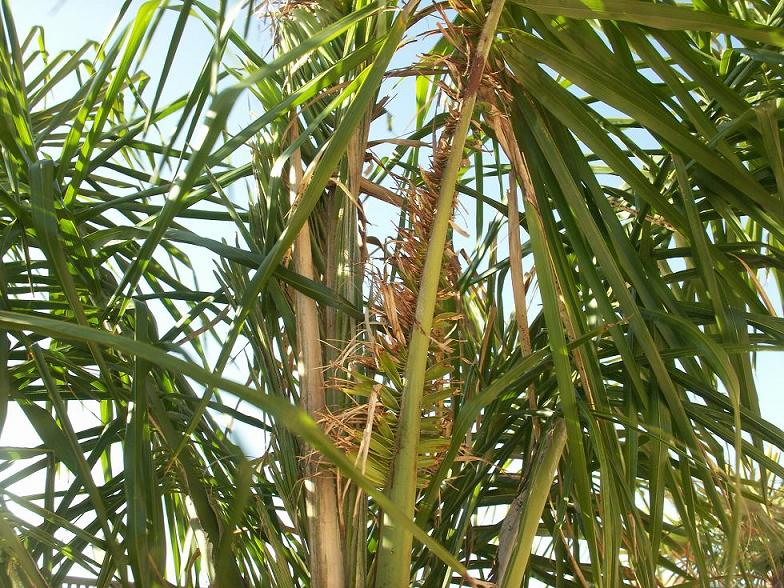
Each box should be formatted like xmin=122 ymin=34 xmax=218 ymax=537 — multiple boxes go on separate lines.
xmin=290 ymin=124 xmax=346 ymax=588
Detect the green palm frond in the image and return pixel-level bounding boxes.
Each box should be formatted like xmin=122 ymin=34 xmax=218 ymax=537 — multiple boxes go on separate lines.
xmin=0 ymin=0 xmax=783 ymax=587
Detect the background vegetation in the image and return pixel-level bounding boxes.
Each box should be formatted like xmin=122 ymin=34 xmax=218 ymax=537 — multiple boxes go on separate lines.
xmin=1 ymin=0 xmax=784 ymax=586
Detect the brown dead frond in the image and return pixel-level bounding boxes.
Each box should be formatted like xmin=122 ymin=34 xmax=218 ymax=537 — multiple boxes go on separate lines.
xmin=255 ymin=0 xmax=320 ymax=21
xmin=318 ymin=402 xmax=386 ymax=455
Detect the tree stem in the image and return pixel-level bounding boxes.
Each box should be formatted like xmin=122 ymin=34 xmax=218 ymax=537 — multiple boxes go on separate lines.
xmin=374 ymin=1 xmax=507 ymax=586
xmin=290 ymin=123 xmax=346 ymax=588
xmin=499 ymin=420 xmax=567 ymax=587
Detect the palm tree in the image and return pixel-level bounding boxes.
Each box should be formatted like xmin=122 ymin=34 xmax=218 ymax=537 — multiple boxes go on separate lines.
xmin=1 ymin=0 xmax=783 ymax=586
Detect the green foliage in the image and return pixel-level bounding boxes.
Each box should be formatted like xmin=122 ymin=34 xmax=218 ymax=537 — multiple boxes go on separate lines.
xmin=1 ymin=0 xmax=783 ymax=586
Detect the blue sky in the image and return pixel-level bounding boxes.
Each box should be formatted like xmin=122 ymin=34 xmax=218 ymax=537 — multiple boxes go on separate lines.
xmin=10 ymin=0 xmax=783 ymax=434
